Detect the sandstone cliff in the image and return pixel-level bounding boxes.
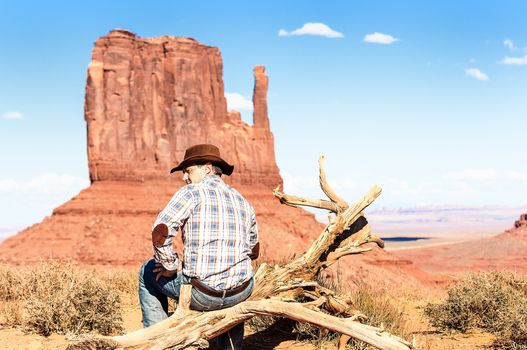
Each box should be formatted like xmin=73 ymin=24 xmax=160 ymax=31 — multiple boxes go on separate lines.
xmin=0 ymin=29 xmax=298 ymax=264
xmin=85 ymin=29 xmax=280 ymax=187
xmin=0 ymin=30 xmax=434 ymax=289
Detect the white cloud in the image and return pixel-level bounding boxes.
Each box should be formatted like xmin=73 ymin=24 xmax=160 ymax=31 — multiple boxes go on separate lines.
xmin=279 ymin=23 xmax=344 ymax=38
xmin=0 ymin=173 xmax=89 ymax=195
xmin=464 ymin=68 xmax=489 ymax=81
xmin=363 ymin=32 xmax=399 ymax=44
xmin=2 ymin=111 xmax=23 ymax=120
xmin=504 ymin=38 xmax=517 ymax=51
xmin=501 ymin=54 xmax=527 ymax=65
xmin=503 ymin=171 xmax=527 ymax=181
xmin=381 ymin=178 xmax=459 ymax=198
xmin=444 ymin=169 xmax=527 ymax=182
xmin=225 ymin=92 xmax=253 ymax=112
xmin=24 ymin=173 xmax=90 ymax=195
xmin=444 ymin=169 xmax=498 ymax=181
xmin=0 ymin=179 xmax=18 ymax=192
xmin=0 ymin=173 xmax=90 ymax=229
xmin=281 ymin=172 xmax=319 ymax=194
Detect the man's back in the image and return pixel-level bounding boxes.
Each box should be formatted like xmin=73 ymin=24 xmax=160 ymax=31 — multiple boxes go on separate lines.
xmin=181 ymin=175 xmax=257 ymax=289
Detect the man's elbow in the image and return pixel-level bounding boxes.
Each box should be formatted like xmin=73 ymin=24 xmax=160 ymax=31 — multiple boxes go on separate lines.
xmin=152 ymin=224 xmax=169 ymax=247
xmin=249 ymin=242 xmax=260 ymax=260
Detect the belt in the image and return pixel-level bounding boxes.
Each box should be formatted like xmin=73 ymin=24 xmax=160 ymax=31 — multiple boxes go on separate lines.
xmin=189 ymin=277 xmax=251 ymax=298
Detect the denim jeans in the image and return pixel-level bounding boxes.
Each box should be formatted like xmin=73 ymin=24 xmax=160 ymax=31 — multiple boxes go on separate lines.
xmin=138 ymin=259 xmax=253 ymax=350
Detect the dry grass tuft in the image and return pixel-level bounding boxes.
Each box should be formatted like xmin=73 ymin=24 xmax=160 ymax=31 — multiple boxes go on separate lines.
xmin=424 ymin=271 xmax=527 ymax=349
xmin=254 ymin=273 xmax=410 ymax=350
xmin=319 ymin=275 xmax=409 ymax=349
xmin=0 ymin=262 xmax=131 ymax=336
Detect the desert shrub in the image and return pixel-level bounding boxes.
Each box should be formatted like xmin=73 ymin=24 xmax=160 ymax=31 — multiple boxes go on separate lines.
xmin=291 ymin=274 xmax=408 ymax=349
xmin=0 ymin=264 xmax=25 ymax=301
xmin=99 ymin=268 xmax=138 ymax=306
xmin=0 ymin=264 xmax=26 ymax=326
xmin=424 ymin=271 xmax=527 ymax=349
xmin=339 ymin=280 xmax=408 ymax=350
xmin=0 ymin=262 xmax=125 ymax=336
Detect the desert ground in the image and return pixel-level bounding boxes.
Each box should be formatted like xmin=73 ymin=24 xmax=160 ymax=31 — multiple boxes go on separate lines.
xmin=1 ymin=213 xmax=525 ymax=350
xmin=0 ymin=264 xmax=499 ymax=350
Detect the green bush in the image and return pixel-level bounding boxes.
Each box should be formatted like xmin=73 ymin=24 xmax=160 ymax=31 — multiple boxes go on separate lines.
xmin=424 ymin=271 xmax=527 ymax=349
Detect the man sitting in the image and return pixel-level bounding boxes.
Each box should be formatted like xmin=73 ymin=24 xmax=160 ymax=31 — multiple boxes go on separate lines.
xmin=139 ymin=144 xmax=259 ymax=350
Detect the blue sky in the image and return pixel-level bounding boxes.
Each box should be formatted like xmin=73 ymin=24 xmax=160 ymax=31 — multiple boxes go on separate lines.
xmin=1 ymin=0 xmax=526 ymax=231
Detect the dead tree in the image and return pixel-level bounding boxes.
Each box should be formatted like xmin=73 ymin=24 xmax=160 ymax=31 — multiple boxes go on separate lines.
xmin=68 ymin=156 xmax=415 ymax=350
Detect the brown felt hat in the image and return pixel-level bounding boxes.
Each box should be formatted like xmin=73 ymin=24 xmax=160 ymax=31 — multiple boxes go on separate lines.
xmin=170 ymin=144 xmax=234 ymax=176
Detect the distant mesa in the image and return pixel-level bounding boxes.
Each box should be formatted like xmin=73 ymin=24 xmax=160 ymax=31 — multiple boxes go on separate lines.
xmin=393 ymin=212 xmax=527 ymax=276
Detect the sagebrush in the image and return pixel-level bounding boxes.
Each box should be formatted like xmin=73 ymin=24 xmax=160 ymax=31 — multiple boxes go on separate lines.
xmin=0 ymin=261 xmax=135 ymax=336
xmin=424 ymin=271 xmax=527 ymax=349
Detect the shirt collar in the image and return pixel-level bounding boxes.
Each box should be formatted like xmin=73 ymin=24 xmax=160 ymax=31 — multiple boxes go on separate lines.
xmin=201 ymin=175 xmax=222 ymax=185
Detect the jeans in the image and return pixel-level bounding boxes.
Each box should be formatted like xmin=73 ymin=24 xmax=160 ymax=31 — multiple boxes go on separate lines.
xmin=138 ymin=259 xmax=253 ymax=350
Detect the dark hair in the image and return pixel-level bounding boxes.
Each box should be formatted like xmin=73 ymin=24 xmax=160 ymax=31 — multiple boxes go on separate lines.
xmin=212 ymin=165 xmax=223 ymax=176
xmin=194 ymin=162 xmax=222 ymax=176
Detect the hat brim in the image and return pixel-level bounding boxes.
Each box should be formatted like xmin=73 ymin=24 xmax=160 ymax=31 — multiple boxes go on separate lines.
xmin=170 ymin=155 xmax=234 ymax=176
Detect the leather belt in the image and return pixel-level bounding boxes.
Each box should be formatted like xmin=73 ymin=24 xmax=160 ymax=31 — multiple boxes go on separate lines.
xmin=189 ymin=277 xmax=251 ymax=298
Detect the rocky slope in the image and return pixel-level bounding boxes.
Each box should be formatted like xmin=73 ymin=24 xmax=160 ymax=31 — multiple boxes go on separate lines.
xmin=392 ymin=213 xmax=527 ymax=276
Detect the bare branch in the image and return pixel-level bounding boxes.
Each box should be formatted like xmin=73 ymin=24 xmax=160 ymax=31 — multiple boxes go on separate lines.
xmin=92 ymin=300 xmax=414 ymax=350
xmin=319 ymin=155 xmax=348 ymax=211
xmin=301 ymin=186 xmax=382 ymax=265
xmin=273 ymin=185 xmax=340 ymax=212
xmin=177 ymin=285 xmax=193 ymax=313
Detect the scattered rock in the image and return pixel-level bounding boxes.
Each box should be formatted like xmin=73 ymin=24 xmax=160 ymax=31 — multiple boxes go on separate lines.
xmin=514 ymin=213 xmax=527 ymax=228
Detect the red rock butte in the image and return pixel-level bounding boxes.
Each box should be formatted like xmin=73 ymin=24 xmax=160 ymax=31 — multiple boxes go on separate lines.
xmin=85 ymin=29 xmax=280 ymax=186
xmin=0 ymin=30 xmax=436 ymax=289
xmin=0 ymin=29 xmax=321 ymax=263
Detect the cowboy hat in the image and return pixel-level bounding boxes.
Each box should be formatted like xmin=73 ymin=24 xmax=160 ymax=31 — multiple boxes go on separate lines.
xmin=170 ymin=144 xmax=234 ymax=176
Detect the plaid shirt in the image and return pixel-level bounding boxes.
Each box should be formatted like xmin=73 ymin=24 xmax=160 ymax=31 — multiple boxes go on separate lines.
xmin=153 ymin=175 xmax=258 ymax=290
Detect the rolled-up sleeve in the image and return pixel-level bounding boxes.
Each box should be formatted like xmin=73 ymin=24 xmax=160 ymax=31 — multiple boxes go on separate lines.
xmin=152 ymin=187 xmax=195 ymax=271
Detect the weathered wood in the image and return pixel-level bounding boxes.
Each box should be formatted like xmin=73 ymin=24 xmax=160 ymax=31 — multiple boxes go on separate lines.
xmin=76 ymin=300 xmax=412 ymax=350
xmin=68 ymin=156 xmax=414 ymax=350
xmin=177 ymin=285 xmax=192 ymax=313
xmin=273 ymin=185 xmax=340 ymax=212
xmin=318 ymin=155 xmax=348 ymax=211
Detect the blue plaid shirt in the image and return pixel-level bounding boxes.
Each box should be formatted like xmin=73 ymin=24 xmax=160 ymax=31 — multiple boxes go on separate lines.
xmin=153 ymin=175 xmax=258 ymax=290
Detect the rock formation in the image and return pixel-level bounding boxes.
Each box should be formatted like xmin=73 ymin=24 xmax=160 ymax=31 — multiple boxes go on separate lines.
xmin=0 ymin=30 xmax=434 ymax=289
xmin=515 ymin=213 xmax=527 ymax=228
xmin=0 ymin=29 xmax=297 ymax=264
xmin=85 ymin=29 xmax=280 ymax=187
